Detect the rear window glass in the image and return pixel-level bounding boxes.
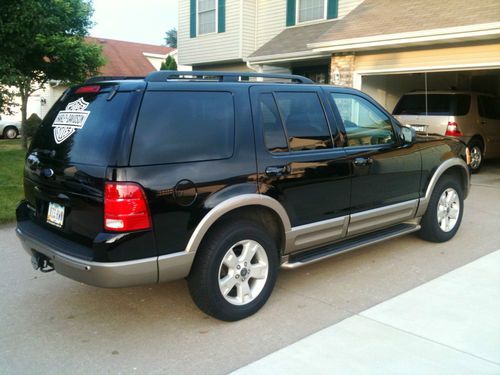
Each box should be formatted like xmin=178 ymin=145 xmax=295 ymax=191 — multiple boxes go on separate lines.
xmin=393 ymin=94 xmax=470 ymax=116
xmin=130 ymin=91 xmax=234 ymax=165
xmin=30 ymin=91 xmax=132 ymax=166
xmin=274 ymin=92 xmax=332 ymax=151
xmin=478 ymin=96 xmax=500 ymax=120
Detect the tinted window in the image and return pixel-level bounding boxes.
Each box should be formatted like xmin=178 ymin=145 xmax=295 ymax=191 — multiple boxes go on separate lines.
xmin=331 ymin=93 xmax=395 ymax=147
xmin=131 ymin=91 xmax=234 ymax=165
xmin=478 ymin=96 xmax=500 ymax=120
xmin=258 ymin=94 xmax=288 ymax=153
xmin=393 ymin=94 xmax=471 ymax=116
xmin=274 ymin=92 xmax=332 ymax=151
xmin=30 ymin=91 xmax=132 ymax=166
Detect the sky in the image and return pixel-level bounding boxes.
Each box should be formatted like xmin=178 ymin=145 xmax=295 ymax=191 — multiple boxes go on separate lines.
xmin=89 ymin=0 xmax=178 ymax=45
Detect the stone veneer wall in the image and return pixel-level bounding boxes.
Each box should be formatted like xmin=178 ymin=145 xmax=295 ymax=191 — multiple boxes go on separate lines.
xmin=330 ymin=54 xmax=355 ymax=87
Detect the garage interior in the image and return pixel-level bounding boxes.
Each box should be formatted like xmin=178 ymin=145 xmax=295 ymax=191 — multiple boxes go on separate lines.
xmin=361 ymin=68 xmax=500 ymax=113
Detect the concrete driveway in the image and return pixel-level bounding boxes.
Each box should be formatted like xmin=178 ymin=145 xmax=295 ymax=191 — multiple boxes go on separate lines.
xmin=1 ymin=160 xmax=499 ymax=374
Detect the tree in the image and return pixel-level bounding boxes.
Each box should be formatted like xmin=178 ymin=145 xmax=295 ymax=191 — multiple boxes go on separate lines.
xmin=0 ymin=87 xmax=17 ymax=116
xmin=0 ymin=0 xmax=105 ymax=148
xmin=160 ymin=55 xmax=177 ymax=71
xmin=164 ymin=28 xmax=177 ymax=48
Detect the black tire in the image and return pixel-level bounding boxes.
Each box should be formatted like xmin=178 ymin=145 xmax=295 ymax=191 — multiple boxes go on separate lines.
xmin=3 ymin=126 xmax=18 ymax=139
xmin=419 ymin=176 xmax=464 ymax=243
xmin=188 ymin=219 xmax=278 ymax=321
xmin=468 ymin=139 xmax=483 ymax=173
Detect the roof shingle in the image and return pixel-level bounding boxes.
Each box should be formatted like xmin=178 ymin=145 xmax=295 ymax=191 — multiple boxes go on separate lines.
xmin=250 ymin=0 xmax=500 ymax=59
xmin=86 ymin=37 xmax=173 ymax=76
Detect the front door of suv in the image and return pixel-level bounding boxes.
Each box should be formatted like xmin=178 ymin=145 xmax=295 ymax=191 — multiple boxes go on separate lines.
xmin=326 ymin=89 xmax=421 ymax=237
xmin=250 ymin=86 xmax=351 ymax=253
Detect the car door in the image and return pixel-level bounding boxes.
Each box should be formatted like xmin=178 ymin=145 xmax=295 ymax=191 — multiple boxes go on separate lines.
xmin=326 ymin=88 xmax=422 ymax=237
xmin=478 ymin=95 xmax=500 ymax=158
xmin=250 ymin=85 xmax=351 ymax=253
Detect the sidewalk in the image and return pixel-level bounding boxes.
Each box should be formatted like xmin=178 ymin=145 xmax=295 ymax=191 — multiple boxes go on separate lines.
xmin=233 ymin=250 xmax=500 ymax=375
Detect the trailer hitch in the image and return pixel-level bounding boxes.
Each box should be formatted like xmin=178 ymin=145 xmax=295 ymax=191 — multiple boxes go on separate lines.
xmin=31 ymin=253 xmax=55 ymax=273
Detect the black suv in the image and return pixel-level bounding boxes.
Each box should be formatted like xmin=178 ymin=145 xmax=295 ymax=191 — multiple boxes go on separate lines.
xmin=16 ymin=71 xmax=471 ymax=321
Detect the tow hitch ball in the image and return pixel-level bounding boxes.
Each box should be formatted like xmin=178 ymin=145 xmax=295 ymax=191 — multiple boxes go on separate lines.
xmin=31 ymin=253 xmax=54 ymax=273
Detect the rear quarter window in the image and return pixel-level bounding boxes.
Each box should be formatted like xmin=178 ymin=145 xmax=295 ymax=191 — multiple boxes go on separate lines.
xmin=130 ymin=91 xmax=235 ymax=165
xmin=393 ymin=94 xmax=470 ymax=116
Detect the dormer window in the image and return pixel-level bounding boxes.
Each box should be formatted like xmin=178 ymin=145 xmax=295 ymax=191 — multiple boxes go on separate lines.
xmin=298 ymin=0 xmax=326 ymax=23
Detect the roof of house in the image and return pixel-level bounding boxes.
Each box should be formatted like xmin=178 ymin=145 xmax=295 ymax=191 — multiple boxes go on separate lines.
xmin=86 ymin=37 xmax=173 ymax=76
xmin=250 ymin=0 xmax=500 ymax=60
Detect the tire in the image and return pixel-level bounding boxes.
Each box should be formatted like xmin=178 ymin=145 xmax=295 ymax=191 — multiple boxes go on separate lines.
xmin=419 ymin=176 xmax=464 ymax=243
xmin=188 ymin=219 xmax=278 ymax=321
xmin=3 ymin=126 xmax=18 ymax=139
xmin=468 ymin=139 xmax=483 ymax=173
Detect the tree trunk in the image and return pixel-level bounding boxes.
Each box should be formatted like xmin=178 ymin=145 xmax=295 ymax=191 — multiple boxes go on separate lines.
xmin=18 ymin=83 xmax=30 ymax=150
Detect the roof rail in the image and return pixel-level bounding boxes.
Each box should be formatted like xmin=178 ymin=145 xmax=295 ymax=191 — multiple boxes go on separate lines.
xmin=145 ymin=70 xmax=314 ymax=84
xmin=84 ymin=76 xmax=145 ymax=84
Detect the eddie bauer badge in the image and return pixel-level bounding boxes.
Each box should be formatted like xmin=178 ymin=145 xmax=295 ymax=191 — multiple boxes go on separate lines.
xmin=52 ymin=98 xmax=91 ymax=144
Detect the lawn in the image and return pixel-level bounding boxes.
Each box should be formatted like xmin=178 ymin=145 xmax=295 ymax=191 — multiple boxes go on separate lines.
xmin=0 ymin=139 xmax=25 ymax=224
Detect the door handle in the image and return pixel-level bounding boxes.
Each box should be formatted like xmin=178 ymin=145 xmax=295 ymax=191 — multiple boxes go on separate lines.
xmin=265 ymin=165 xmax=289 ymax=176
xmin=353 ymin=157 xmax=373 ymax=167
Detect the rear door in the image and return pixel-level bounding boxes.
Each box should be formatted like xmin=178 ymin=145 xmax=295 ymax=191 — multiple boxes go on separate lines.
xmin=250 ymin=85 xmax=351 ymax=253
xmin=478 ymin=95 xmax=500 ymax=157
xmin=24 ymin=83 xmax=143 ymax=247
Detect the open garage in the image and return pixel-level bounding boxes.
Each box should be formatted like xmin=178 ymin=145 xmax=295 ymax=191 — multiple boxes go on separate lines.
xmin=361 ymin=68 xmax=500 ymax=114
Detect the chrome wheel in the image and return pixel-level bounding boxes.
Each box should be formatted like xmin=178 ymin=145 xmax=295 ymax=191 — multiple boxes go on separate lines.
xmin=218 ymin=239 xmax=269 ymax=306
xmin=437 ymin=188 xmax=460 ymax=232
xmin=470 ymin=145 xmax=482 ymax=170
xmin=4 ymin=128 xmax=17 ymax=139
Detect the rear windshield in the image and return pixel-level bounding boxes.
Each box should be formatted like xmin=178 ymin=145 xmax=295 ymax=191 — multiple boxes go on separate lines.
xmin=30 ymin=90 xmax=132 ymax=165
xmin=393 ymin=94 xmax=470 ymax=116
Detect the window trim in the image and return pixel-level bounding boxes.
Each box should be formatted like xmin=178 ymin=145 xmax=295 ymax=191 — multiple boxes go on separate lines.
xmin=197 ymin=0 xmax=218 ymax=36
xmin=296 ymin=0 xmax=328 ymax=24
xmin=328 ymin=91 xmax=399 ymax=149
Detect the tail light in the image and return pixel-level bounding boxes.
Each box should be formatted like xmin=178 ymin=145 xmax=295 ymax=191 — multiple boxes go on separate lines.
xmin=104 ymin=182 xmax=151 ymax=232
xmin=445 ymin=122 xmax=463 ymax=137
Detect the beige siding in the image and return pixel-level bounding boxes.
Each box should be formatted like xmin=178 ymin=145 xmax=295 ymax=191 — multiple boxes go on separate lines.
xmin=241 ymin=1 xmax=257 ymax=57
xmin=355 ymin=42 xmax=500 ymax=72
xmin=338 ymin=0 xmax=364 ymax=18
xmin=256 ymin=0 xmax=286 ymax=49
xmin=178 ymin=0 xmax=243 ymax=65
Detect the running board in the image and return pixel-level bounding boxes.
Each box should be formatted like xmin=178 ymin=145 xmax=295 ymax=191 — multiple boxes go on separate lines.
xmin=281 ymin=223 xmax=421 ymax=269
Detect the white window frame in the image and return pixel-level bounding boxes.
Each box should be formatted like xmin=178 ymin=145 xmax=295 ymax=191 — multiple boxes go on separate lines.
xmin=197 ymin=0 xmax=218 ymax=36
xmin=296 ymin=0 xmax=328 ymax=24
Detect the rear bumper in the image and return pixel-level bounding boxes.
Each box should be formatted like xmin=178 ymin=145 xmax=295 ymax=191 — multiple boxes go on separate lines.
xmin=16 ymin=220 xmax=194 ymax=288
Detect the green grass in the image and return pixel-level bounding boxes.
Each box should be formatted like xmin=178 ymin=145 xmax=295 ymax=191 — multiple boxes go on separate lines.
xmin=0 ymin=139 xmax=25 ymax=224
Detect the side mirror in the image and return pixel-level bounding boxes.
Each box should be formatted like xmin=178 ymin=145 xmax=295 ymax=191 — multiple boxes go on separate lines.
xmin=401 ymin=125 xmax=416 ymax=144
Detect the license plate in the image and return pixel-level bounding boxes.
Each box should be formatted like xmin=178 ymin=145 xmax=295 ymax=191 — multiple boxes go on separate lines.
xmin=410 ymin=125 xmax=427 ymax=132
xmin=47 ymin=202 xmax=65 ymax=228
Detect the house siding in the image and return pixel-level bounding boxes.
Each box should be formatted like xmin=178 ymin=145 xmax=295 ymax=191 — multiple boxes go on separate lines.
xmin=178 ymin=0 xmax=243 ymax=65
xmin=178 ymin=0 xmax=364 ymax=66
xmin=354 ymin=42 xmax=500 ymax=73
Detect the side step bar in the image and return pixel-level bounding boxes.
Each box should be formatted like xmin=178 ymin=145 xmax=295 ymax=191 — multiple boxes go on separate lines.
xmin=281 ymin=223 xmax=421 ymax=269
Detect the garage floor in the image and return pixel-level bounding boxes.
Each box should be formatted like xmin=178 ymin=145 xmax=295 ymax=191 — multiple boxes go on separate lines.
xmin=1 ymin=160 xmax=499 ymax=374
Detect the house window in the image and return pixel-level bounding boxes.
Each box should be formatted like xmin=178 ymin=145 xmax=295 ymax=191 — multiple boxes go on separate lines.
xmin=298 ymin=0 xmax=326 ymax=23
xmin=198 ymin=0 xmax=217 ymax=35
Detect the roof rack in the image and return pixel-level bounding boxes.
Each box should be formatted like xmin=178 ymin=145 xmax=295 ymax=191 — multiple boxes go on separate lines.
xmin=84 ymin=76 xmax=145 ymax=84
xmin=145 ymin=70 xmax=313 ymax=84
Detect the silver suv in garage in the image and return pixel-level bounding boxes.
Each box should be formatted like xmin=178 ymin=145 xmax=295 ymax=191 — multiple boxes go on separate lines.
xmin=393 ymin=91 xmax=500 ymax=172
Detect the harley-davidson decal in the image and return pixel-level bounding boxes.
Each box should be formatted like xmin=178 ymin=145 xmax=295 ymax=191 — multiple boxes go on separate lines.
xmin=52 ymin=98 xmax=90 ymax=144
